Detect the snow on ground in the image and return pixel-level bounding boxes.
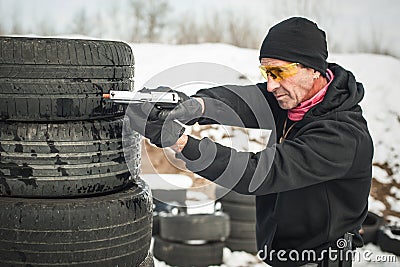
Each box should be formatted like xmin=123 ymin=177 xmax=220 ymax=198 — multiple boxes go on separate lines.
xmin=130 ymin=43 xmax=400 ymax=266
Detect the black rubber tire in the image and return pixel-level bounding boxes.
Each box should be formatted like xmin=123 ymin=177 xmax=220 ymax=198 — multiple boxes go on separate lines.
xmin=216 ymin=187 xmax=256 ymax=205
xmin=0 ymin=37 xmax=134 ymax=121
xmin=230 ymin=219 xmax=256 ymax=239
xmin=159 ymin=212 xmax=230 ymax=242
xmin=377 ymin=225 xmax=400 ymax=256
xmin=221 ymin=200 xmax=256 ymax=222
xmin=0 ymin=118 xmax=141 ymax=197
xmin=225 ymin=237 xmax=258 ymax=254
xmin=361 ymin=212 xmax=384 ymax=245
xmin=153 ymin=237 xmax=224 ymax=267
xmin=223 ymin=191 xmax=256 ymax=205
xmin=0 ymin=180 xmax=153 ymax=267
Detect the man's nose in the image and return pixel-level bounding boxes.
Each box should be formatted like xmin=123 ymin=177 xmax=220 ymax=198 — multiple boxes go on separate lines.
xmin=266 ymin=76 xmax=280 ymax=92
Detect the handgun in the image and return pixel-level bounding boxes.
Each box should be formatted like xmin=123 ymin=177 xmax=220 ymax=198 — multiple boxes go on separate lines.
xmin=103 ymin=89 xmax=180 ymax=109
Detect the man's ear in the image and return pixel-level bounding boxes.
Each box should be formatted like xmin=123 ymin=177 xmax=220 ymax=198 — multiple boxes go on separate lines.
xmin=313 ymin=70 xmax=320 ymax=79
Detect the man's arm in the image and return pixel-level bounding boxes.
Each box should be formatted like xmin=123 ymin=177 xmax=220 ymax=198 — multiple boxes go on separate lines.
xmin=172 ymin=121 xmax=369 ymax=195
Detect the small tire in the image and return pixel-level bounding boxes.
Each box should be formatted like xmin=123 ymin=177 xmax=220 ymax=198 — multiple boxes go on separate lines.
xmin=216 ymin=187 xmax=256 ymax=205
xmin=377 ymin=225 xmax=400 ymax=256
xmin=159 ymin=212 xmax=230 ymax=242
xmin=0 ymin=180 xmax=153 ymax=267
xmin=0 ymin=37 xmax=134 ymax=121
xmin=221 ymin=200 xmax=256 ymax=222
xmin=153 ymin=237 xmax=224 ymax=267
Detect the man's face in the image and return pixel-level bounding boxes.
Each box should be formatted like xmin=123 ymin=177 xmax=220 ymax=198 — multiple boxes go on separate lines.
xmin=260 ymin=58 xmax=315 ymax=110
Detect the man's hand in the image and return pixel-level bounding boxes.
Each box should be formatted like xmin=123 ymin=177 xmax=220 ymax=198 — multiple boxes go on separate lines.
xmin=140 ymin=87 xmax=204 ymax=125
xmin=125 ymin=101 xmax=184 ymax=148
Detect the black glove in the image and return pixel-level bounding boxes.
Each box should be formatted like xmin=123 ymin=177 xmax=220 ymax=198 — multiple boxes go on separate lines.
xmin=125 ymin=101 xmax=185 ymax=148
xmin=140 ymin=87 xmax=203 ymax=125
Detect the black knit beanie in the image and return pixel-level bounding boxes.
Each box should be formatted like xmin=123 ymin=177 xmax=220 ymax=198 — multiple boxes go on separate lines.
xmin=259 ymin=17 xmax=328 ymax=76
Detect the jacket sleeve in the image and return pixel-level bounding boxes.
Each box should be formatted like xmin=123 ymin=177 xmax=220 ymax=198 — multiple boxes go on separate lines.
xmin=176 ymin=120 xmax=358 ymax=195
xmin=192 ymin=83 xmax=281 ymax=129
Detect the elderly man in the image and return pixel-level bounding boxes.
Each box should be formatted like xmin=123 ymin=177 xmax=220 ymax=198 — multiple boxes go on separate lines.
xmin=128 ymin=17 xmax=373 ymax=266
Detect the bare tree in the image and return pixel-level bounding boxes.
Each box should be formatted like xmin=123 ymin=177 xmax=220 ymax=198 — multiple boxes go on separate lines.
xmin=146 ymin=0 xmax=169 ymax=42
xmin=175 ymin=15 xmax=200 ymax=44
xmin=0 ymin=7 xmax=4 ymax=35
xmin=273 ymin=0 xmax=334 ymax=25
xmin=7 ymin=5 xmax=25 ymax=35
xmin=355 ymin=21 xmax=391 ymax=56
xmin=91 ymin=11 xmax=105 ymax=38
xmin=129 ymin=0 xmax=145 ymax=41
xmin=108 ymin=3 xmax=122 ymax=39
xmin=0 ymin=22 xmax=4 ymax=35
xmin=129 ymin=0 xmax=170 ymax=42
xmin=174 ymin=10 xmax=260 ymax=48
xmin=70 ymin=10 xmax=92 ymax=36
xmin=10 ymin=11 xmax=24 ymax=34
xmin=226 ymin=14 xmax=259 ymax=48
xmin=11 ymin=21 xmax=24 ymax=34
xmin=201 ymin=13 xmax=225 ymax=43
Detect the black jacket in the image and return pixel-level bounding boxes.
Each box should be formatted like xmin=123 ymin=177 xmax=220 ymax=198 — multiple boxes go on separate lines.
xmin=176 ymin=63 xmax=373 ymax=266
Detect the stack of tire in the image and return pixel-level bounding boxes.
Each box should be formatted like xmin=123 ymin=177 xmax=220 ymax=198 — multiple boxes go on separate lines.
xmin=0 ymin=37 xmax=153 ymax=266
xmin=152 ymin=188 xmax=187 ymax=236
xmin=216 ymin=187 xmax=258 ymax=254
xmin=153 ymin=212 xmax=230 ymax=267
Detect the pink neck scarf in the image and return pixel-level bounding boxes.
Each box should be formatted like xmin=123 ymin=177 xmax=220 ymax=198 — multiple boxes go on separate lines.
xmin=287 ymin=69 xmax=334 ymax=121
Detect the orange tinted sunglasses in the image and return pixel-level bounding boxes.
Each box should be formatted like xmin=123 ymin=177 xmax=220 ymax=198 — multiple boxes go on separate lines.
xmin=259 ymin=63 xmax=299 ymax=82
